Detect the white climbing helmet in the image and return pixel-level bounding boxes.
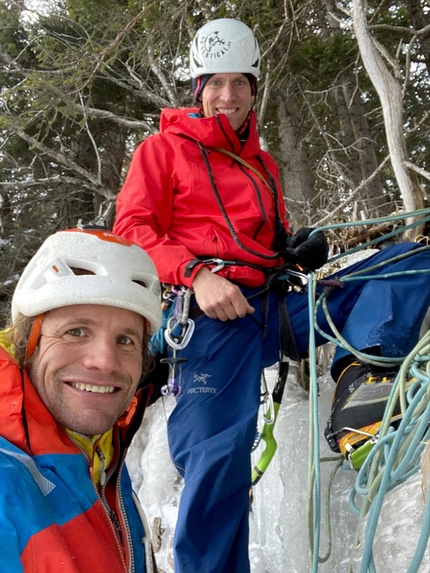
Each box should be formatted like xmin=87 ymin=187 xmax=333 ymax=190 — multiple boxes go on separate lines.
xmin=12 ymin=228 xmax=162 ymax=334
xmin=190 ymin=18 xmax=260 ymax=79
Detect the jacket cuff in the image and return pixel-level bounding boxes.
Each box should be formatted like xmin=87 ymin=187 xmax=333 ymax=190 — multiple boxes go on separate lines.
xmin=181 ymin=259 xmax=206 ymax=287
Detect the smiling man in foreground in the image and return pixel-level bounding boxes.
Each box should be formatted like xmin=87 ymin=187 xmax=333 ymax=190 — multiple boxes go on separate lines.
xmin=0 ymin=227 xmax=161 ymax=573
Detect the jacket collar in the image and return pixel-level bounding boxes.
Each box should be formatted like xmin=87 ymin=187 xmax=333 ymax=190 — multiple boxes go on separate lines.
xmin=160 ymin=107 xmax=261 ymax=157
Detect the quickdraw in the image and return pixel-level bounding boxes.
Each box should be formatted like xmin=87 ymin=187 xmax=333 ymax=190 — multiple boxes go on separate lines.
xmin=161 ymin=286 xmax=195 ymax=397
xmin=252 ymin=371 xmax=276 ymax=452
xmin=261 ymin=370 xmax=275 ymax=425
xmin=251 ymin=360 xmax=290 ymax=486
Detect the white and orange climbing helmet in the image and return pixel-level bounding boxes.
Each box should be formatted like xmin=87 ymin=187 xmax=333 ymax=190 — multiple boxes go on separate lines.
xmin=12 ymin=227 xmax=162 ymax=334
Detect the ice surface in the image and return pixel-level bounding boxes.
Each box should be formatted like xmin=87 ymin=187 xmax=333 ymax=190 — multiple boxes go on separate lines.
xmin=127 ymin=366 xmax=429 ymax=573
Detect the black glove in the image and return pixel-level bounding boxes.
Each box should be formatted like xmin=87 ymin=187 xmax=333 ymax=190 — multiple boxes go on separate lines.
xmin=282 ymin=227 xmax=329 ymax=271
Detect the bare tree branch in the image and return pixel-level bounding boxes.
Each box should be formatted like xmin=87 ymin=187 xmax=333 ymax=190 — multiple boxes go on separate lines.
xmin=404 ymin=161 xmax=430 ymax=183
xmin=368 ymin=22 xmax=430 ymax=36
xmin=15 ymin=130 xmax=105 ymax=190
xmin=146 ymin=47 xmax=180 ymax=107
xmin=0 ymin=175 xmax=102 ymax=192
xmin=76 ymin=106 xmax=157 ymax=132
xmin=78 ymin=2 xmax=157 ymax=92
xmin=314 ymin=156 xmax=390 ymax=227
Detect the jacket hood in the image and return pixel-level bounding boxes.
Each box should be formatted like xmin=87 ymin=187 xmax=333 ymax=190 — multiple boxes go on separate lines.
xmin=159 ymin=107 xmax=260 ymax=156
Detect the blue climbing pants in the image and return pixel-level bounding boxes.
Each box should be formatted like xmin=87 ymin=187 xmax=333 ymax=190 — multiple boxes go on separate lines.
xmin=167 ymin=242 xmax=430 ymax=573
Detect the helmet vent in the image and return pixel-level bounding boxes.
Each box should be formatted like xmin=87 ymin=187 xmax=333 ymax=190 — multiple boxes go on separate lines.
xmin=70 ymin=268 xmax=95 ymax=276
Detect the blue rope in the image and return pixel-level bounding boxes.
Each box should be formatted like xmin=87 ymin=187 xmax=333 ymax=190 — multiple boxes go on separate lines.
xmin=307 ymin=273 xmax=322 ymax=571
xmin=350 ymin=337 xmax=430 ymax=572
xmin=306 ymin=208 xmax=430 ymax=572
xmin=311 ymin=208 xmax=430 ymax=265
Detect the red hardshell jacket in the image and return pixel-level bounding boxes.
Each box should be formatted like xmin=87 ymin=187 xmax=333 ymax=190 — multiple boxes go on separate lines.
xmin=0 ymin=346 xmax=156 ymax=573
xmin=114 ymin=108 xmax=290 ymax=288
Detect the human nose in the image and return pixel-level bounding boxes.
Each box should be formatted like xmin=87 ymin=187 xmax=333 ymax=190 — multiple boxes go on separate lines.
xmin=219 ymin=83 xmax=236 ymax=101
xmin=82 ymin=335 xmax=121 ymax=372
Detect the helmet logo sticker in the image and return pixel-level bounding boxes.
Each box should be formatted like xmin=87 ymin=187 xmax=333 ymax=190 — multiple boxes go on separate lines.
xmin=200 ymin=31 xmax=231 ymax=60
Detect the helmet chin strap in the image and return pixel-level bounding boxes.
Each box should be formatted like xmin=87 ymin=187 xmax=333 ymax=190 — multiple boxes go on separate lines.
xmin=26 ymin=313 xmax=45 ymax=361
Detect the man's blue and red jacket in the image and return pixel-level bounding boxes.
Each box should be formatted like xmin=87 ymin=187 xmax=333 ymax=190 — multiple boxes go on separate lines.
xmin=0 ymin=346 xmax=156 ymax=573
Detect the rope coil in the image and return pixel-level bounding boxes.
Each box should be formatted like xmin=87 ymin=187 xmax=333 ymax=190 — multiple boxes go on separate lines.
xmin=306 ymin=209 xmax=430 ymax=573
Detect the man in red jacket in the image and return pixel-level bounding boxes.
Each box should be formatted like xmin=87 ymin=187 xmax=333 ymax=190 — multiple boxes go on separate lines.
xmin=0 ymin=226 xmax=161 ymax=573
xmin=114 ymin=18 xmax=430 ymax=573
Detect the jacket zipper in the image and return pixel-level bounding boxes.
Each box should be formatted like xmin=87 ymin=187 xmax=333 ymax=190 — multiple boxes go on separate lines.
xmin=67 ymin=435 xmax=129 ymax=572
xmin=97 ymin=445 xmax=136 ymax=573
xmin=116 ymin=463 xmax=136 ymax=573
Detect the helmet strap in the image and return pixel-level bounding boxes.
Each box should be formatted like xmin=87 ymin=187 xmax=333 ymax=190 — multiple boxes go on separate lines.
xmin=26 ymin=313 xmax=44 ymax=361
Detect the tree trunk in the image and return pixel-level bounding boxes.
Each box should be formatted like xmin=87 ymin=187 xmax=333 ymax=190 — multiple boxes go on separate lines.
xmin=324 ymin=0 xmax=389 ymax=218
xmin=276 ymin=95 xmax=315 ymax=228
xmin=342 ymin=80 xmax=390 ymax=216
xmin=353 ymin=0 xmax=424 ymax=229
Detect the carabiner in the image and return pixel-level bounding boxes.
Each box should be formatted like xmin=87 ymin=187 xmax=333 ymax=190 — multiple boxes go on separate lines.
xmin=165 ymin=317 xmax=195 ymax=350
xmin=211 ymin=259 xmax=225 ymax=274
xmin=260 ymin=372 xmax=275 ymax=425
xmin=201 ymin=257 xmax=225 ymax=274
xmin=263 ymin=393 xmax=275 ymax=425
xmin=160 ymin=356 xmax=187 ymax=397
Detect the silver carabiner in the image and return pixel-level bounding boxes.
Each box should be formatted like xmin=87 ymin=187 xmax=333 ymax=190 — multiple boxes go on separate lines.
xmin=211 ymin=259 xmax=225 ymax=274
xmin=285 ymin=268 xmax=309 ymax=288
xmin=263 ymin=393 xmax=275 ymax=425
xmin=165 ymin=317 xmax=195 ymax=350
xmin=260 ymin=372 xmax=275 ymax=425
xmin=201 ymin=257 xmax=225 ymax=274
